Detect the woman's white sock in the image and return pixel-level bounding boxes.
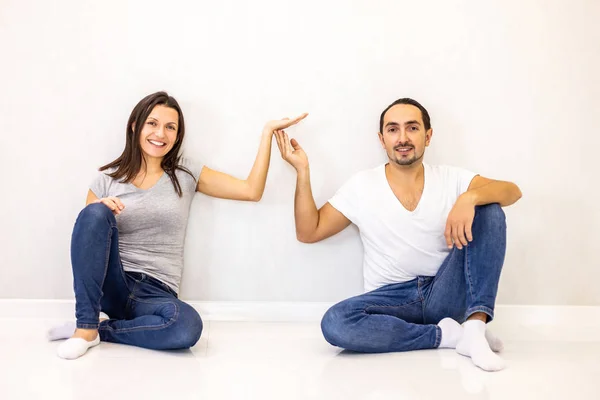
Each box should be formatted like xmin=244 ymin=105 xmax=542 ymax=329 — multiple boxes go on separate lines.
xmin=57 ymin=336 xmax=100 ymax=360
xmin=47 ymin=312 xmax=109 ymax=341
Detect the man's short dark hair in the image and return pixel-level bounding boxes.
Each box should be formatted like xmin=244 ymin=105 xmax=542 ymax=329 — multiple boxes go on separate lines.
xmin=379 ymin=98 xmax=431 ymax=133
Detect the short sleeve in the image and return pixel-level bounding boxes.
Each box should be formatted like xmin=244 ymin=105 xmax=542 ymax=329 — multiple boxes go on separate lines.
xmin=90 ymin=171 xmax=110 ymax=199
xmin=179 ymin=157 xmax=203 ymax=183
xmin=452 ymin=166 xmax=478 ymax=197
xmin=328 ymin=174 xmax=363 ymax=223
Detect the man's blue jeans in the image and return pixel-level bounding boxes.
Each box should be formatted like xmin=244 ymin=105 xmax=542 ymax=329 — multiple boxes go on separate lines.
xmin=321 ymin=204 xmax=506 ymax=352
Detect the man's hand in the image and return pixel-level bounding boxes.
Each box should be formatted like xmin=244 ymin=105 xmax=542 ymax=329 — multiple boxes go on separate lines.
xmin=445 ymin=193 xmax=476 ymax=249
xmin=274 ymin=130 xmax=309 ymax=172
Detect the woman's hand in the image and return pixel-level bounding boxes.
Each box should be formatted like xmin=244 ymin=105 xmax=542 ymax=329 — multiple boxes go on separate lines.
xmin=94 ymin=196 xmax=125 ymax=215
xmin=263 ymin=113 xmax=308 ymax=135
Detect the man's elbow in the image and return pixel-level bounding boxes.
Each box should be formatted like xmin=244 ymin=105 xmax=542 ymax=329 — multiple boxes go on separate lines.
xmin=512 ymin=183 xmax=523 ymax=201
xmin=501 ymin=183 xmax=522 ymax=206
xmin=296 ymin=231 xmax=317 ymax=243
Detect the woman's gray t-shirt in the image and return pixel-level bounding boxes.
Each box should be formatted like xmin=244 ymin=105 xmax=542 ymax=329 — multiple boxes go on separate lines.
xmin=89 ymin=158 xmax=203 ymax=294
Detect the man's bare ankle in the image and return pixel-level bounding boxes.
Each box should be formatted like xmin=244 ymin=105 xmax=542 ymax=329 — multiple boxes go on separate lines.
xmin=467 ymin=312 xmax=488 ymax=323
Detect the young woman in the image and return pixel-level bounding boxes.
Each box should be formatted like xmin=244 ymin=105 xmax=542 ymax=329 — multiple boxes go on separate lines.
xmin=48 ymin=91 xmax=307 ymax=359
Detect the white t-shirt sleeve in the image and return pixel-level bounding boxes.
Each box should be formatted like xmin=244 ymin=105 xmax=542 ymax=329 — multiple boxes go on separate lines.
xmin=328 ymin=174 xmax=362 ymax=223
xmin=452 ymin=166 xmax=478 ymax=197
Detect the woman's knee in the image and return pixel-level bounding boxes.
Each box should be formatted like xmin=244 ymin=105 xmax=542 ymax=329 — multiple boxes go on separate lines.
xmin=76 ymin=202 xmax=115 ymax=226
xmin=169 ymin=303 xmax=203 ymax=349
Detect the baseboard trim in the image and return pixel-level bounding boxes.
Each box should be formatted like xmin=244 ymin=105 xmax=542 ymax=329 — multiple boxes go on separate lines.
xmin=0 ymin=299 xmax=598 ymax=325
xmin=0 ymin=299 xmax=332 ymax=322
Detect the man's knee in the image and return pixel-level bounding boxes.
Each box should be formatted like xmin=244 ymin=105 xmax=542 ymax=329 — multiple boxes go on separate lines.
xmin=473 ymin=203 xmax=506 ymax=236
xmin=475 ymin=203 xmax=505 ymax=223
xmin=321 ymin=303 xmax=352 ymax=349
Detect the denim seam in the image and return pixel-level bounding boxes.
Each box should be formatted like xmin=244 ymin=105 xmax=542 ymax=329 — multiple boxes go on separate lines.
xmin=99 ymin=301 xmax=179 ymax=333
xmin=464 ymin=245 xmax=476 ymax=304
xmin=130 ymin=296 xmax=177 ymax=304
xmin=77 ymin=323 xmax=99 ymax=329
xmin=124 ymin=296 xmax=133 ymax=316
xmin=91 ymin=224 xmax=115 ymax=324
xmin=423 ymin=254 xmax=453 ymax=320
xmin=127 ymin=274 xmax=148 ymax=299
xmin=125 ymin=277 xmax=142 ymax=315
xmin=118 ymin=261 xmax=130 ymax=292
xmin=434 ymin=325 xmax=442 ymax=348
xmin=432 ymin=259 xmax=451 ymax=284
xmin=364 ymin=299 xmax=422 ymax=313
xmin=417 ymin=278 xmax=428 ymax=322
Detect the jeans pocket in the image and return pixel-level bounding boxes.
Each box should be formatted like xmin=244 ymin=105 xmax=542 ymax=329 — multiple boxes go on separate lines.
xmin=126 ymin=272 xmax=146 ymax=282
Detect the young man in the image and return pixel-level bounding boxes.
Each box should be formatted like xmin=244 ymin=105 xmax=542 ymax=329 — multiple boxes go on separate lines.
xmin=274 ymin=98 xmax=522 ymax=371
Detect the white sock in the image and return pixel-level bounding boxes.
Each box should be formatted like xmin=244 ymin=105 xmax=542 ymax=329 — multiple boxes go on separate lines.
xmin=47 ymin=321 xmax=76 ymax=341
xmin=485 ymin=329 xmax=504 ymax=352
xmin=438 ymin=318 xmax=462 ymax=348
xmin=57 ymin=336 xmax=100 ymax=360
xmin=47 ymin=312 xmax=109 ymax=341
xmin=436 ymin=318 xmax=504 ymax=352
xmin=456 ymin=320 xmax=506 ymax=371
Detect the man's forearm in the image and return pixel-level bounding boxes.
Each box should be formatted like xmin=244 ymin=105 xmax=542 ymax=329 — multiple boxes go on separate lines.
xmin=465 ymin=180 xmax=522 ymax=207
xmin=294 ymin=167 xmax=319 ymax=241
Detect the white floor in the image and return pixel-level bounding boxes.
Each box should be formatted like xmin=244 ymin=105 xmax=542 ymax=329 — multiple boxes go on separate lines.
xmin=1 ymin=316 xmax=599 ymax=400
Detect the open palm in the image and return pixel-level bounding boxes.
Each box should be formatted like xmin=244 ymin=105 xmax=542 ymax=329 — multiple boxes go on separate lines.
xmin=264 ymin=113 xmax=308 ymax=133
xmin=274 ymin=130 xmax=309 ymax=171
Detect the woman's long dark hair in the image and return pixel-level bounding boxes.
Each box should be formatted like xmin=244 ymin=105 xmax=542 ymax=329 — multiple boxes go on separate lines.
xmin=100 ymin=91 xmax=193 ymax=197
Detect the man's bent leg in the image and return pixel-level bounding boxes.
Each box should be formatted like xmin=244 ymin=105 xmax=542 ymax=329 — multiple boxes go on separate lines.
xmin=321 ymin=280 xmax=441 ymax=353
xmin=424 ymin=204 xmax=506 ymax=323
xmin=423 ymin=204 xmax=507 ymax=371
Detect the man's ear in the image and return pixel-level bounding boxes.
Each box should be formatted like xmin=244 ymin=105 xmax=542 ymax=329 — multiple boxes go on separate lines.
xmin=425 ymin=128 xmax=433 ymax=147
xmin=378 ymin=132 xmax=385 ymax=148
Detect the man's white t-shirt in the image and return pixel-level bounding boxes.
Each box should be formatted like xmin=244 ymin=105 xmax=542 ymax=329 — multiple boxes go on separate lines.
xmin=328 ymin=163 xmax=477 ymax=292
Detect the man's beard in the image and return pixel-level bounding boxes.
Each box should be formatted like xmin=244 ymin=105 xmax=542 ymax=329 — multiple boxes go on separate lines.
xmin=391 ymin=145 xmax=423 ymax=166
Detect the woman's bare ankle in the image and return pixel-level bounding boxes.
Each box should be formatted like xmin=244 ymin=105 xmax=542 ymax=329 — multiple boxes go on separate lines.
xmin=72 ymin=328 xmax=99 ymax=341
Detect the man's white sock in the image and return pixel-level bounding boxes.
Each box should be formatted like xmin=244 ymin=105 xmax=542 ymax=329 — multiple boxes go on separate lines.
xmin=485 ymin=329 xmax=504 ymax=352
xmin=438 ymin=318 xmax=463 ymax=348
xmin=456 ymin=320 xmax=506 ymax=371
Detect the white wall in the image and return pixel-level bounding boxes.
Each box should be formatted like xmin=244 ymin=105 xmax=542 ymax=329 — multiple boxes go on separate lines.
xmin=1 ymin=0 xmax=598 ymax=305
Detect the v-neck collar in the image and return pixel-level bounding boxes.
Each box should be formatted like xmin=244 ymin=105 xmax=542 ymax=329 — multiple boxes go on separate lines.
xmin=381 ymin=163 xmax=428 ymax=215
